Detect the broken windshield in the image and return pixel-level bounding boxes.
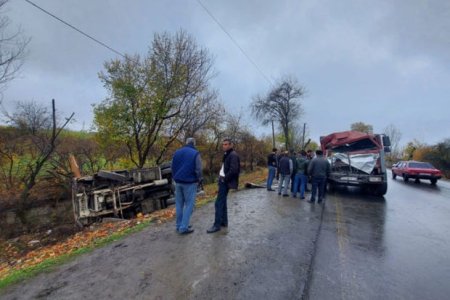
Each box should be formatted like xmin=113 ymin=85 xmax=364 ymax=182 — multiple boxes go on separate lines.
xmin=329 ymin=153 xmax=380 ymax=174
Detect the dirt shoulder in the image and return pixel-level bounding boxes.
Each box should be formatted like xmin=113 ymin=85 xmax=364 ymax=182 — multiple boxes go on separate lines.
xmin=1 ymin=187 xmax=324 ymax=300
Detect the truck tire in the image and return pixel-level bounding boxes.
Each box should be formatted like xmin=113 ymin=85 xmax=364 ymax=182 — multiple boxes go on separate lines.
xmin=430 ymin=178 xmax=437 ymax=185
xmin=372 ymin=182 xmax=388 ymax=196
xmin=97 ymin=170 xmax=129 ymax=182
xmin=403 ymin=174 xmax=409 ymax=182
xmin=327 ymin=182 xmax=336 ymax=193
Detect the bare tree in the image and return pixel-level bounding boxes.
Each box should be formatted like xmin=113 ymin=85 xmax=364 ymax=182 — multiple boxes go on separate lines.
xmin=251 ymin=76 xmax=306 ymax=150
xmin=197 ymin=108 xmax=228 ymax=182
xmin=5 ymin=100 xmax=51 ymax=134
xmin=0 ymin=0 xmax=29 ymax=89
xmin=154 ymin=90 xmax=221 ymax=164
xmin=224 ymin=112 xmax=244 ymax=145
xmin=179 ymin=90 xmax=223 ymax=140
xmin=1 ymin=99 xmax=74 ymax=221
xmin=383 ymin=124 xmax=402 ymax=161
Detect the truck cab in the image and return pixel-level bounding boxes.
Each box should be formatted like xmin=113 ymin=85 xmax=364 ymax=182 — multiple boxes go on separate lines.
xmin=320 ymin=131 xmax=391 ymax=196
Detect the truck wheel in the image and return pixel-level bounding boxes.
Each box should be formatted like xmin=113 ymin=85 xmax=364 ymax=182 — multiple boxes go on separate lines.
xmin=372 ymin=182 xmax=388 ymax=196
xmin=97 ymin=170 xmax=129 ymax=182
xmin=403 ymin=174 xmax=409 ymax=182
xmin=392 ymin=172 xmax=396 ymax=179
xmin=430 ymin=178 xmax=437 ymax=185
xmin=327 ymin=182 xmax=336 ymax=193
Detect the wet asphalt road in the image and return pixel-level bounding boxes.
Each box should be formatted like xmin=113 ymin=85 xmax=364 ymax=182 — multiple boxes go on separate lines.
xmin=2 ymin=172 xmax=450 ymax=299
xmin=1 ymin=188 xmax=323 ymax=300
xmin=307 ymin=172 xmax=450 ymax=300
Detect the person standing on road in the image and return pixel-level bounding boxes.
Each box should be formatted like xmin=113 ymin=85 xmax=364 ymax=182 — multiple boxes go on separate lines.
xmin=172 ymin=138 xmax=202 ymax=235
xmin=266 ymin=148 xmax=278 ymax=191
xmin=307 ymin=150 xmax=330 ymax=204
xmin=292 ymin=150 xmax=309 ymax=199
xmin=275 ymin=150 xmax=282 ymax=181
xmin=207 ymin=138 xmax=241 ymax=234
xmin=278 ymin=151 xmax=293 ymax=197
xmin=305 ymin=149 xmax=314 ymax=192
xmin=289 ymin=149 xmax=298 ymax=194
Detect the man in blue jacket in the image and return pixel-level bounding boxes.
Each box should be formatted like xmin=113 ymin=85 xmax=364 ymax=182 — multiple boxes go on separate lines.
xmin=172 ymin=138 xmax=202 ymax=235
xmin=207 ymin=138 xmax=240 ymax=233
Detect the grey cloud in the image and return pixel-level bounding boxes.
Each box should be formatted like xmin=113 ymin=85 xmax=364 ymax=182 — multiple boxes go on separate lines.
xmin=1 ymin=0 xmax=449 ymax=146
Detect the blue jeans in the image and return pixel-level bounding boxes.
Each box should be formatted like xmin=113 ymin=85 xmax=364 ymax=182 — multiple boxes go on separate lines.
xmin=267 ymin=166 xmax=276 ymax=190
xmin=292 ymin=173 xmax=308 ymax=198
xmin=214 ymin=179 xmax=229 ymax=228
xmin=278 ymin=174 xmax=291 ymax=195
xmin=311 ymin=177 xmax=326 ymax=202
xmin=175 ymin=182 xmax=197 ymax=232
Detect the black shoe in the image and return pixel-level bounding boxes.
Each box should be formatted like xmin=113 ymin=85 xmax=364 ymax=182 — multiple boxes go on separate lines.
xmin=221 ymin=223 xmax=228 ymax=228
xmin=318 ymin=199 xmax=323 ymax=204
xmin=282 ymin=194 xmax=289 ymax=197
xmin=267 ymin=188 xmax=275 ymax=191
xmin=308 ymin=199 xmax=314 ymax=203
xmin=179 ymin=228 xmax=194 ymax=235
xmin=207 ymin=226 xmax=221 ymax=233
xmin=300 ymin=197 xmax=305 ymax=200
xmin=278 ymin=192 xmax=281 ymax=195
xmin=292 ymin=195 xmax=296 ymax=198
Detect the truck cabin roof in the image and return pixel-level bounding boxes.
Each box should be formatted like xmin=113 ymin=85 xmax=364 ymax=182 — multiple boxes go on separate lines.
xmin=320 ymin=131 xmax=381 ymax=153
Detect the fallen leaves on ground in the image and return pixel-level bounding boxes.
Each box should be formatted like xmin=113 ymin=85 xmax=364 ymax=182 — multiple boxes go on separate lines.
xmin=0 ymin=168 xmax=267 ymax=281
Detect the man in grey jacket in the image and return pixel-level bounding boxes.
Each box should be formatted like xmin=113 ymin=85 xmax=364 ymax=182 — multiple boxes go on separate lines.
xmin=307 ymin=150 xmax=330 ymax=204
xmin=278 ymin=151 xmax=293 ymax=197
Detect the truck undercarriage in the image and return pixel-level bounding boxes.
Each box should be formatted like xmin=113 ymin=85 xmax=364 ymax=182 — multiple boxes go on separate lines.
xmin=71 ymin=163 xmax=174 ymax=226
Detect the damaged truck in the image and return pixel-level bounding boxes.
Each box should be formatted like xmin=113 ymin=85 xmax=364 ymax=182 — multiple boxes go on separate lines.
xmin=70 ymin=156 xmax=174 ymax=226
xmin=320 ymin=131 xmax=391 ymax=196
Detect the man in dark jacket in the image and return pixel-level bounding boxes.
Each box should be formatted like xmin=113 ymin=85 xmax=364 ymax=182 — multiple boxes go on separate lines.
xmin=307 ymin=150 xmax=330 ymax=204
xmin=172 ymin=138 xmax=202 ymax=235
xmin=278 ymin=151 xmax=293 ymax=197
xmin=266 ymin=148 xmax=278 ymax=191
xmin=292 ymin=150 xmax=309 ymax=199
xmin=207 ymin=138 xmax=240 ymax=233
xmin=289 ymin=149 xmax=298 ymax=193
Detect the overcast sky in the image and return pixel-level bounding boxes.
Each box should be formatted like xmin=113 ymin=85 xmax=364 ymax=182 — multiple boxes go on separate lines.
xmin=2 ymin=0 xmax=449 ymax=146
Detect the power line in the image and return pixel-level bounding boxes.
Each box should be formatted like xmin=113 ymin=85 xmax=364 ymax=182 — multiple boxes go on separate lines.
xmin=195 ymin=0 xmax=273 ymax=87
xmin=24 ymin=0 xmax=126 ymax=59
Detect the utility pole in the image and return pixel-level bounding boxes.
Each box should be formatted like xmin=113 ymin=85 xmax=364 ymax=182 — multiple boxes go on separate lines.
xmin=301 ymin=123 xmax=306 ymax=149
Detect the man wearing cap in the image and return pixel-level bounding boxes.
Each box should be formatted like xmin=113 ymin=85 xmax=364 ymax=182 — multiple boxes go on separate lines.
xmin=172 ymin=138 xmax=202 ymax=235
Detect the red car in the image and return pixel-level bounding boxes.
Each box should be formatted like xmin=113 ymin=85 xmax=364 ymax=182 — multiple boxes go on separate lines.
xmin=392 ymin=160 xmax=442 ymax=184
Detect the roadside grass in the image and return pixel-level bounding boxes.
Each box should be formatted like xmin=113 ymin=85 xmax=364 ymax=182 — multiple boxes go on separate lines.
xmin=0 ymin=168 xmax=267 ymax=291
xmin=0 ymin=218 xmax=154 ymax=290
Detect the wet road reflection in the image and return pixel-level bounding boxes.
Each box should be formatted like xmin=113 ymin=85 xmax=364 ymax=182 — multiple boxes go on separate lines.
xmin=308 ymin=172 xmax=450 ymax=300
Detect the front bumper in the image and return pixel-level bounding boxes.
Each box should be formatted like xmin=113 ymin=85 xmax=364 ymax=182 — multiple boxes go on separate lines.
xmin=328 ymin=174 xmax=386 ymax=186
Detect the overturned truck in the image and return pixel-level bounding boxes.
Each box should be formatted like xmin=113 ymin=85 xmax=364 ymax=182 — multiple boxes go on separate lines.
xmin=71 ymin=161 xmax=174 ymax=226
xmin=320 ymin=131 xmax=391 ymax=196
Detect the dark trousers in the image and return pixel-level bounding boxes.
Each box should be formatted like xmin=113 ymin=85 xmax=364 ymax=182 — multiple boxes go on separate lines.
xmin=290 ymin=173 xmax=295 ymax=193
xmin=311 ymin=177 xmax=326 ymax=201
xmin=214 ymin=180 xmax=229 ymax=227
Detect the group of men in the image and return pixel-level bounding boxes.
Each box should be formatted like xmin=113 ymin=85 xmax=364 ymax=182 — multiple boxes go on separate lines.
xmin=267 ymin=148 xmax=330 ymax=204
xmin=170 ymin=137 xmax=330 ymax=236
xmin=171 ymin=137 xmax=240 ymax=235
